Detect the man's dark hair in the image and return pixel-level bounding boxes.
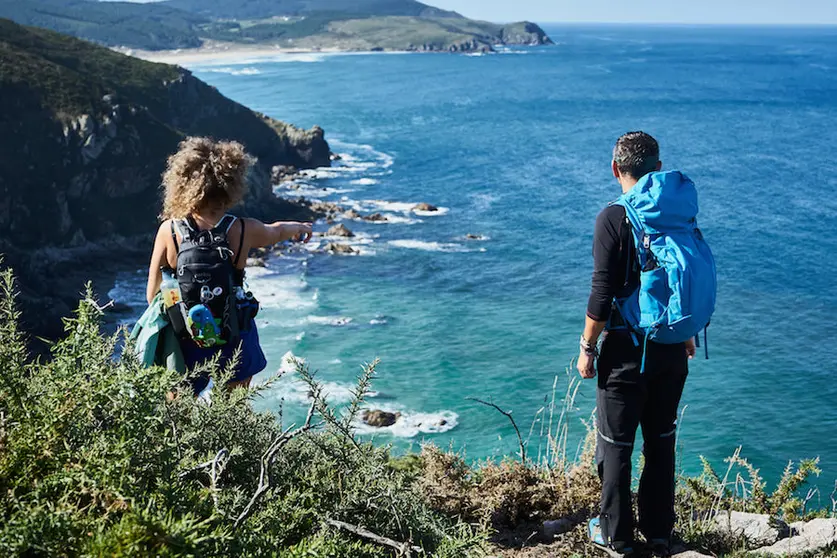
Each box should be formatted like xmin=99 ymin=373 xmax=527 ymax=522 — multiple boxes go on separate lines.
xmin=613 ymin=131 xmax=660 ymax=179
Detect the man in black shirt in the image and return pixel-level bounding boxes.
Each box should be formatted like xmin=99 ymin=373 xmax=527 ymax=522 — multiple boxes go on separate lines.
xmin=578 ymin=132 xmax=696 ymax=557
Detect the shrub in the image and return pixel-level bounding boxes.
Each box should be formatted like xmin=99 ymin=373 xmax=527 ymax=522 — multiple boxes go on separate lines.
xmin=0 ymin=267 xmax=488 ymax=557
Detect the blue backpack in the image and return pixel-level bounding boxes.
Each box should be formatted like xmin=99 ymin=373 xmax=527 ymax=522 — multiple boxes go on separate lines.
xmin=613 ymin=171 xmax=717 ymax=350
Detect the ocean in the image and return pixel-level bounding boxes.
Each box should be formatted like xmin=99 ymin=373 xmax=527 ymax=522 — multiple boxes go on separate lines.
xmin=114 ymin=24 xmax=837 ymax=486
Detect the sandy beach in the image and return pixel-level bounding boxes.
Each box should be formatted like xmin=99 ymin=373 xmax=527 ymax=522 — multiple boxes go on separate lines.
xmin=119 ymin=42 xmax=349 ymax=66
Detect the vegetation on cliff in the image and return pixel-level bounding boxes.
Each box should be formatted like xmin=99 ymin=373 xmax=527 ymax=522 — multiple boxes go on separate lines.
xmin=0 ymin=0 xmax=553 ymax=53
xmin=0 ymin=264 xmax=833 ymax=557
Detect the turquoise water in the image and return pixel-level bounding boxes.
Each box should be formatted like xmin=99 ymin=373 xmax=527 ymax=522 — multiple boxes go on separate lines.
xmin=118 ymin=25 xmax=837 ymax=485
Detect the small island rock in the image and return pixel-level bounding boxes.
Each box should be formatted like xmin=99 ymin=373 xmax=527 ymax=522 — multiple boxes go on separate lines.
xmin=362 ymin=410 xmax=401 ymax=428
xmin=364 ymin=213 xmax=388 ymax=222
xmin=327 ymin=224 xmax=355 ymax=237
xmin=325 ymin=242 xmax=358 ymax=255
xmin=412 ymin=202 xmax=439 ymax=212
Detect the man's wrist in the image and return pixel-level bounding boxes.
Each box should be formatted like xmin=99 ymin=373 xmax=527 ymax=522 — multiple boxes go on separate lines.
xmin=580 ymin=335 xmax=599 ymax=358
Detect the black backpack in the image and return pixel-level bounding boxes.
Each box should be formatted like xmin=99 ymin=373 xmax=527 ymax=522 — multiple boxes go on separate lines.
xmin=171 ymin=215 xmax=244 ymax=347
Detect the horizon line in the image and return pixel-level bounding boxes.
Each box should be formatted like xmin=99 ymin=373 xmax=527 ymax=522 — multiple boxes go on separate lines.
xmin=506 ymin=20 xmax=837 ymax=27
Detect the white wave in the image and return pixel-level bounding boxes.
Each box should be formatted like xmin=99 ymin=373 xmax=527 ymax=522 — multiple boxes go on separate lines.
xmin=273 ymin=351 xmax=377 ymax=404
xmin=369 ymin=318 xmax=388 ymax=326
xmin=368 ymin=214 xmax=421 ymax=225
xmin=246 ymin=270 xmax=317 ymax=311
xmin=304 ymin=238 xmax=377 ymax=257
xmin=366 ymin=200 xmax=448 ymax=217
xmin=204 ymin=66 xmax=262 ymax=76
xmin=321 ymin=231 xmax=377 ymax=245
xmin=329 ymin=140 xmax=395 ymax=169
xmin=306 ymin=315 xmax=354 ymax=327
xmin=329 ymin=358 xmax=343 ymax=365
xmin=353 ymin=406 xmax=459 ymax=438
xmin=281 ymin=184 xmax=356 ymax=199
xmin=414 ymin=207 xmax=450 ymax=217
xmin=350 ymin=178 xmax=379 ymax=186
xmin=388 ymin=240 xmax=471 ymax=253
xmin=193 ymin=53 xmax=328 ymax=67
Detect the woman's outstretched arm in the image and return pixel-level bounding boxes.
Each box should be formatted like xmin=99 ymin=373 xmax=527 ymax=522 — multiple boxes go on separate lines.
xmin=245 ymin=219 xmax=313 ymax=249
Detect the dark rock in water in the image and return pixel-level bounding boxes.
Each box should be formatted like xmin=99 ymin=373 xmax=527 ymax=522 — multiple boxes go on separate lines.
xmin=364 ymin=213 xmax=388 ymax=222
xmin=308 ymin=201 xmax=345 ymax=216
xmin=343 ymin=209 xmax=362 ymax=220
xmin=327 ymin=224 xmax=355 ymax=238
xmin=438 ymin=419 xmax=448 ymax=426
xmin=330 ymin=152 xmax=342 ymax=162
xmin=362 ymin=409 xmax=400 ymax=428
xmin=325 ymin=243 xmax=358 ymax=255
xmin=465 ymin=233 xmax=485 ymax=240
xmin=412 ymin=202 xmax=439 ymax=212
xmin=271 ymin=165 xmax=298 ymax=184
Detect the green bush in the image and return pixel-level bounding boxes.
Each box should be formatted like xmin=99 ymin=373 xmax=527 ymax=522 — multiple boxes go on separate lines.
xmin=0 ymin=267 xmax=488 ymax=557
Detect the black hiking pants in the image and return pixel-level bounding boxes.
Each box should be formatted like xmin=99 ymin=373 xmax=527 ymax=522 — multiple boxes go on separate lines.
xmin=595 ymin=330 xmax=689 ymax=549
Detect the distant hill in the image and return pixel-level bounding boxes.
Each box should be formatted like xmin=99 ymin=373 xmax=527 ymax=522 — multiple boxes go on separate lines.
xmin=0 ymin=0 xmax=207 ymax=50
xmin=0 ymin=18 xmax=330 ymax=340
xmin=164 ymin=0 xmax=463 ymax=20
xmin=0 ymin=0 xmax=552 ymax=52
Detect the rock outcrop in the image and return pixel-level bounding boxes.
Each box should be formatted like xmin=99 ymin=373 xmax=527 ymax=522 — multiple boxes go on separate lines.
xmin=325 ymin=243 xmax=358 ymax=255
xmin=0 ymin=20 xmax=330 ymax=344
xmin=326 ymin=224 xmax=355 ymax=238
xmin=713 ymin=511 xmax=789 ymax=546
xmin=361 ymin=410 xmax=400 ymax=428
xmin=758 ymin=518 xmax=837 ymax=556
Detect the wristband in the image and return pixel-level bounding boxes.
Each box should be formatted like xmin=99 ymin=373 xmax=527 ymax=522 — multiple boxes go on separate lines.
xmin=580 ymin=335 xmax=599 ymax=358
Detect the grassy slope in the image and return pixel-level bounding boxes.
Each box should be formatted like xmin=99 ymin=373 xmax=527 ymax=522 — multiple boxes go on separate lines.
xmin=0 ymin=0 xmax=206 ymax=50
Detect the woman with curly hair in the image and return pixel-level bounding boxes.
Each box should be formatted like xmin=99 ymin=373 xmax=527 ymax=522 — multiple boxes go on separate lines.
xmin=146 ymin=137 xmax=312 ymax=393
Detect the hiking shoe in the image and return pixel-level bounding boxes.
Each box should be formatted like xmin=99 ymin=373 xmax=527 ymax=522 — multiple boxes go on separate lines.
xmin=588 ymin=517 xmax=636 ymax=557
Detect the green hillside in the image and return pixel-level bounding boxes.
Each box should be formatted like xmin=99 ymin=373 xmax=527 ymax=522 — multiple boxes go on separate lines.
xmin=165 ymin=0 xmax=463 ymax=20
xmin=0 ymin=0 xmax=206 ymax=50
xmin=0 ymin=0 xmax=552 ymax=52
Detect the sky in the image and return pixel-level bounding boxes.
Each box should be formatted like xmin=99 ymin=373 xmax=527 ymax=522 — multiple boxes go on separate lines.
xmin=431 ymin=0 xmax=837 ymax=25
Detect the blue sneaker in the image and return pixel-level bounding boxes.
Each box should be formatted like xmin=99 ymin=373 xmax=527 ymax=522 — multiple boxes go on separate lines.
xmin=588 ymin=517 xmax=635 ymax=556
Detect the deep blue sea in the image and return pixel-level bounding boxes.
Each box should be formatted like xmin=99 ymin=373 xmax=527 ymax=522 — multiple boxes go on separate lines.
xmin=116 ymin=25 xmax=837 ymax=487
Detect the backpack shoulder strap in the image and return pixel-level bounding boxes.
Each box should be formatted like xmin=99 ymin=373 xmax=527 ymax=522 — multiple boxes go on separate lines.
xmin=170 ymin=221 xmax=179 ymax=252
xmin=213 ymin=214 xmax=238 ymax=236
xmin=234 ymin=218 xmax=246 ymax=268
xmin=173 ymin=219 xmax=193 ymax=244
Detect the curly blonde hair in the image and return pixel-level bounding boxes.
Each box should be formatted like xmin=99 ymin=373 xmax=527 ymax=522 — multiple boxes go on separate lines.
xmin=161 ymin=137 xmax=251 ymax=219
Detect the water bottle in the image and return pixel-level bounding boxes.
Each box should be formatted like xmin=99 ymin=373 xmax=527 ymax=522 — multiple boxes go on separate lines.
xmin=161 ymin=268 xmax=182 ymax=308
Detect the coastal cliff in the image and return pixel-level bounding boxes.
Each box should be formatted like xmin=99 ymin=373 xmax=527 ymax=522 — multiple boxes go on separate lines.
xmin=0 ymin=0 xmax=553 ymax=54
xmin=0 ymin=19 xmax=330 ymax=342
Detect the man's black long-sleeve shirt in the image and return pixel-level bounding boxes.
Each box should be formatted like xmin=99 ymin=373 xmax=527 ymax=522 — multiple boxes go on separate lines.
xmin=586 ymin=204 xmax=640 ymax=322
